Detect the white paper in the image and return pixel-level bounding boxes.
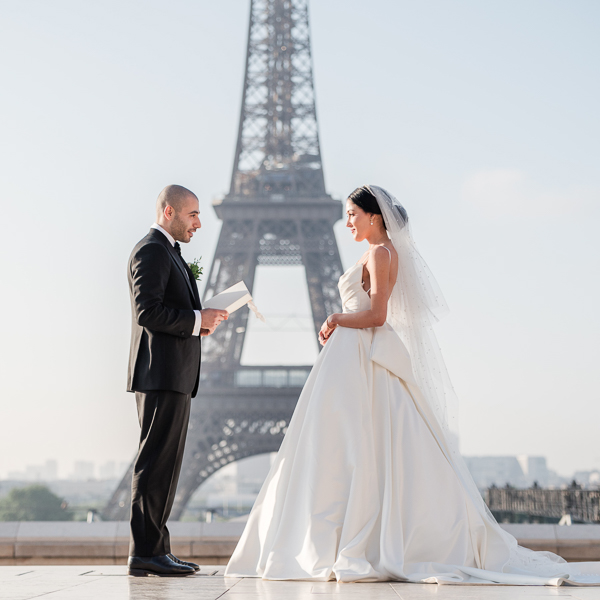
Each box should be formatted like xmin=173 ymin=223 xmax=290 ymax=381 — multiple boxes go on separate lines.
xmin=204 ymin=281 xmax=252 ymax=314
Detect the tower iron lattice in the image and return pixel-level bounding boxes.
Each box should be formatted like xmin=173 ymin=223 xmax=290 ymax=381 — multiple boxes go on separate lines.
xmin=104 ymin=0 xmax=343 ymax=521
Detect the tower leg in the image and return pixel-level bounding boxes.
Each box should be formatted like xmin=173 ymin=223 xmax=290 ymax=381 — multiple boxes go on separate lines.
xmin=301 ymin=220 xmax=344 ymax=335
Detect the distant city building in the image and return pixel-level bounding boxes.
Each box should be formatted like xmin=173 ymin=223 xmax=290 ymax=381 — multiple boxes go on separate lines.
xmin=98 ymin=461 xmax=116 ymax=480
xmin=70 ymin=461 xmax=95 ymax=481
xmin=464 ymin=456 xmax=527 ymax=489
xmin=7 ymin=459 xmax=58 ymax=482
xmin=463 ymin=455 xmax=565 ymax=490
xmin=43 ymin=460 xmax=58 ymax=481
xmin=517 ymin=455 xmax=551 ymax=487
xmin=573 ymin=469 xmax=600 ymax=489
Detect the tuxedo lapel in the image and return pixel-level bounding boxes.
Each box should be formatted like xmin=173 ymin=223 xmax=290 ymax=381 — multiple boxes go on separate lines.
xmin=177 ymin=254 xmax=202 ymax=310
xmin=170 ymin=247 xmax=195 ymax=295
xmin=148 ymin=229 xmax=199 ymax=309
xmin=187 ymin=267 xmax=202 ymax=309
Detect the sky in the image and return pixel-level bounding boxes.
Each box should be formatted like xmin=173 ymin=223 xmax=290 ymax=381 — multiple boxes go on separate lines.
xmin=0 ymin=0 xmax=599 ymax=479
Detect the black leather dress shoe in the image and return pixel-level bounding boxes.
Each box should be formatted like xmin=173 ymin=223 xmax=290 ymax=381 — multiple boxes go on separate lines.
xmin=168 ymin=553 xmax=200 ymax=571
xmin=128 ymin=554 xmax=195 ymax=576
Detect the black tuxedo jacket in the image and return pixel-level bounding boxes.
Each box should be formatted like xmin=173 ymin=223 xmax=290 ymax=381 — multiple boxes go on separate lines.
xmin=127 ymin=228 xmax=202 ymax=396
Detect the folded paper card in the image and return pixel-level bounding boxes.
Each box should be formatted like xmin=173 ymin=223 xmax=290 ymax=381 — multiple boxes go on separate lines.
xmin=203 ymin=281 xmax=265 ymax=322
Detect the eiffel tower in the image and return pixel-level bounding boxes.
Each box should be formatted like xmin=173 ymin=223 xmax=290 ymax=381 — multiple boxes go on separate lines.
xmin=104 ymin=0 xmax=343 ymax=520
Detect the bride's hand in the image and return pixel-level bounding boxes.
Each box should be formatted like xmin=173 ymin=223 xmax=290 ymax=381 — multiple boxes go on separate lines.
xmin=319 ymin=315 xmax=337 ymax=346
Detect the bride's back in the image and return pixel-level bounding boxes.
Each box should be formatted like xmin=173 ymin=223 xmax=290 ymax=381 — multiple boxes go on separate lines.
xmin=360 ymin=244 xmax=398 ymax=302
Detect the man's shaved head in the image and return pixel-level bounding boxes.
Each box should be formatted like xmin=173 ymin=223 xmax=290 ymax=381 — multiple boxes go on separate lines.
xmin=156 ymin=185 xmax=197 ymax=219
xmin=155 ymin=184 xmax=201 ymax=243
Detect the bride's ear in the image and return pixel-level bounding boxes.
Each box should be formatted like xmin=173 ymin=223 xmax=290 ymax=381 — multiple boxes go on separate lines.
xmin=371 ymin=213 xmax=384 ymax=228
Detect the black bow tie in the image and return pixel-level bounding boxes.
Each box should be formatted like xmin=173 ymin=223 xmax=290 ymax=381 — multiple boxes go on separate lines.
xmin=174 ymin=242 xmax=182 ymax=256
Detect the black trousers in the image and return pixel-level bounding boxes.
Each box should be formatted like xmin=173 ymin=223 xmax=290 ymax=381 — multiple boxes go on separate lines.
xmin=129 ymin=390 xmax=191 ymax=557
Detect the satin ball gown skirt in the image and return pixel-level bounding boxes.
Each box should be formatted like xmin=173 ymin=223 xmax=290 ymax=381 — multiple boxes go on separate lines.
xmin=225 ymin=263 xmax=600 ymax=586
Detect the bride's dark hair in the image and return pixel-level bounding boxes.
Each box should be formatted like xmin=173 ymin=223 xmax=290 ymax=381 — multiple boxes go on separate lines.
xmin=348 ymin=186 xmax=408 ymax=229
xmin=348 ymin=186 xmax=381 ymax=217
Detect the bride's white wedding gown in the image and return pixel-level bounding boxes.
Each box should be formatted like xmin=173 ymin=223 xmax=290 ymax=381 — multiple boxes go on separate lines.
xmin=225 ymin=261 xmax=600 ymax=585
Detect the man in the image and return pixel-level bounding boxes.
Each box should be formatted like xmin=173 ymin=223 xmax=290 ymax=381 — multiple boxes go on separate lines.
xmin=126 ymin=185 xmax=228 ymax=576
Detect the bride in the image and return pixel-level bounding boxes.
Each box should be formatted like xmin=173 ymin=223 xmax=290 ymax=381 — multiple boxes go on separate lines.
xmin=225 ymin=185 xmax=600 ymax=586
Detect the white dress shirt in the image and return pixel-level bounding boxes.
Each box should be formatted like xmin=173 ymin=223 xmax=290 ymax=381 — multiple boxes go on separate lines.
xmin=151 ymin=223 xmax=202 ymax=336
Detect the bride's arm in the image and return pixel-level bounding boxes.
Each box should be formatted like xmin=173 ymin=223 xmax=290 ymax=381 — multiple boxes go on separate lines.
xmin=328 ymin=246 xmax=391 ymax=332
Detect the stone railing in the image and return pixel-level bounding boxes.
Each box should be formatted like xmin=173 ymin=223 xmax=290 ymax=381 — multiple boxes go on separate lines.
xmin=2 ymin=522 xmax=600 ymax=565
xmin=0 ymin=521 xmax=244 ymax=566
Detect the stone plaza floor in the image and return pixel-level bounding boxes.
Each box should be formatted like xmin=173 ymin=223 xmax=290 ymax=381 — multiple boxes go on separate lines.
xmin=2 ymin=566 xmax=600 ymax=600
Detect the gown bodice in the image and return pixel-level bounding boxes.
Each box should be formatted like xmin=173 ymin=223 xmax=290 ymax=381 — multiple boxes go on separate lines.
xmin=337 ymin=262 xmax=417 ymax=386
xmin=338 ymin=262 xmax=371 ymax=314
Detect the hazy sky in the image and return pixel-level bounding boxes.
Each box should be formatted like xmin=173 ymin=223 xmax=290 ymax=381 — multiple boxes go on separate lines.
xmin=1 ymin=0 xmax=599 ymax=479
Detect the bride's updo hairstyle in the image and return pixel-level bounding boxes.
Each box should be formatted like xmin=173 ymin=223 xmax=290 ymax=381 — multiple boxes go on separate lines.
xmin=348 ymin=186 xmax=408 ymax=230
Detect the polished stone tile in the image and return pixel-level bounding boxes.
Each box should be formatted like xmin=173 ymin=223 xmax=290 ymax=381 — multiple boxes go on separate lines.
xmin=310 ymin=581 xmax=399 ymax=596
xmin=222 ymin=578 xmax=316 ymax=598
xmin=568 ymin=589 xmax=600 ymax=600
xmin=391 ymin=582 xmax=578 ymax=599
xmin=0 ymin=567 xmax=595 ymax=600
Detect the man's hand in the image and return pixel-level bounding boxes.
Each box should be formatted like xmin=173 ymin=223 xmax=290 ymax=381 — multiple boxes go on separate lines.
xmin=200 ymin=309 xmax=229 ymax=335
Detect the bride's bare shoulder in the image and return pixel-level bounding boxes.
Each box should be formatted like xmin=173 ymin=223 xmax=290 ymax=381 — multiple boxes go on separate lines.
xmin=357 ymin=250 xmax=371 ymax=265
xmin=369 ymin=244 xmax=396 ymax=263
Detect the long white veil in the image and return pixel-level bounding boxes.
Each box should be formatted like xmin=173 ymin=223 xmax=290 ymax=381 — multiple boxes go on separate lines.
xmin=365 ymin=185 xmax=458 ymax=442
xmin=366 ymin=184 xmax=576 ymax=579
